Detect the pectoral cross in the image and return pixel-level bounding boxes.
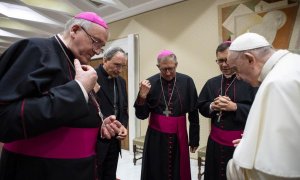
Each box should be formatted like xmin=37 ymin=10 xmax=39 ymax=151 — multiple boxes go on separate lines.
xmin=163 ymin=107 xmax=171 ymax=117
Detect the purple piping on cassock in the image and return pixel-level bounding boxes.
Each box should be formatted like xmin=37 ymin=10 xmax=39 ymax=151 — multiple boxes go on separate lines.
xmin=149 ymin=113 xmax=191 ymax=180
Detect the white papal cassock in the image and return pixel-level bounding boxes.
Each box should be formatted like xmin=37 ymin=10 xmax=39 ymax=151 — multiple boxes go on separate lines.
xmin=228 ymin=50 xmax=300 ymax=179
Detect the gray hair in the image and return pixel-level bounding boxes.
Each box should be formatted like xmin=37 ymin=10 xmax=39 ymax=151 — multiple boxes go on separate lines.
xmin=230 ymin=46 xmax=274 ymax=62
xmin=103 ymin=47 xmax=127 ymax=60
xmin=64 ymin=18 xmax=93 ymax=32
xmin=157 ymin=54 xmax=177 ymax=64
xmin=246 ymin=46 xmax=274 ymax=58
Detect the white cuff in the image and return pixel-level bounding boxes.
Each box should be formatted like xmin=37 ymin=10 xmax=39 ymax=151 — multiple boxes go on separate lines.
xmin=75 ymin=80 xmax=88 ymax=103
xmin=209 ymin=102 xmax=214 ymax=113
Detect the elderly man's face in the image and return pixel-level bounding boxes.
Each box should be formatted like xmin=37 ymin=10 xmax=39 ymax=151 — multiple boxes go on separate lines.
xmin=72 ymin=24 xmax=108 ymax=64
xmin=227 ymin=51 xmax=260 ymax=87
xmin=103 ymin=52 xmax=127 ymax=78
xmin=157 ymin=59 xmax=177 ymax=81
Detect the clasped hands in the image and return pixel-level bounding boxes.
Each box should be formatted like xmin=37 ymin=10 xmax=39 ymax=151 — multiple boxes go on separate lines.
xmin=100 ymin=115 xmax=128 ymax=140
xmin=211 ymin=95 xmax=237 ymax=112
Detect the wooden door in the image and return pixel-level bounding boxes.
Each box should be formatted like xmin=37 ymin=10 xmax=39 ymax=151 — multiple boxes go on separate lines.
xmin=89 ymin=59 xmax=129 ymax=150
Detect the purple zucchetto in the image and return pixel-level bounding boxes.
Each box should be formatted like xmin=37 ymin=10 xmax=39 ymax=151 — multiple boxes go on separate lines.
xmin=223 ymin=41 xmax=232 ymax=44
xmin=157 ymin=50 xmax=174 ymax=60
xmin=75 ymin=12 xmax=108 ymax=29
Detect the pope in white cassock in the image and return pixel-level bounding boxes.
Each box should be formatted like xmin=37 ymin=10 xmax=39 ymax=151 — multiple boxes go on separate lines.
xmin=225 ymin=32 xmax=300 ymax=180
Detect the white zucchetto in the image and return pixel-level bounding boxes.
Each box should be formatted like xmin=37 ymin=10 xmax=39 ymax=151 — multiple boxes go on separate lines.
xmin=229 ymin=33 xmax=270 ymax=51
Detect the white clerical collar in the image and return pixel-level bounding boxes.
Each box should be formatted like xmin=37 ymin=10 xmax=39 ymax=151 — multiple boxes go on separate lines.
xmin=57 ymin=34 xmax=68 ymax=47
xmin=258 ymin=50 xmax=290 ymax=82
xmin=223 ymin=73 xmax=235 ymax=79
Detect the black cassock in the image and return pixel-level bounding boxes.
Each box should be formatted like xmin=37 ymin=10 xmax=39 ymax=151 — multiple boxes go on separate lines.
xmin=198 ymin=74 xmax=257 ymax=180
xmin=134 ymin=73 xmax=199 ymax=180
xmin=95 ymin=65 xmax=128 ymax=179
xmin=0 ymin=36 xmax=101 ymax=180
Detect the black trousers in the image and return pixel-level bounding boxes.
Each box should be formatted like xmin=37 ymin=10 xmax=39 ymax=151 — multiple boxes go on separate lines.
xmin=97 ymin=138 xmax=120 ymax=180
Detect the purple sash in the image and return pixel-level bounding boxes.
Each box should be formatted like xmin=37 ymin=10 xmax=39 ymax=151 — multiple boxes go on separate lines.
xmin=149 ymin=113 xmax=191 ymax=180
xmin=210 ymin=125 xmax=243 ymax=146
xmin=4 ymin=127 xmax=98 ymax=159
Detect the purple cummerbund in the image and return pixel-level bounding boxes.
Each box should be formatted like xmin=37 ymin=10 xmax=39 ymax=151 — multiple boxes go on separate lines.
xmin=210 ymin=125 xmax=243 ymax=147
xmin=149 ymin=113 xmax=191 ymax=180
xmin=4 ymin=127 xmax=99 ymax=159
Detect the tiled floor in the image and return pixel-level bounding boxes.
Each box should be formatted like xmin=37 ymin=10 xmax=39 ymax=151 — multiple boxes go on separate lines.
xmin=116 ymin=150 xmax=200 ymax=180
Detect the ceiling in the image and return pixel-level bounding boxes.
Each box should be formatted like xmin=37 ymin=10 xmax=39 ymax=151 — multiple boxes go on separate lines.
xmin=0 ymin=0 xmax=185 ymax=54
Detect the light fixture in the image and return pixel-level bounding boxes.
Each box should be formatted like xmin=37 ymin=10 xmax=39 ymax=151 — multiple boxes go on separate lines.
xmin=0 ymin=2 xmax=60 ymax=25
xmin=0 ymin=29 xmax=24 ymax=38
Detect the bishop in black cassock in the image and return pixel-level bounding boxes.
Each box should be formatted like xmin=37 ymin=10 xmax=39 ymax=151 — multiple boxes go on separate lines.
xmin=0 ymin=12 xmax=120 ymax=180
xmin=134 ymin=50 xmax=199 ymax=180
xmin=197 ymin=41 xmax=257 ymax=180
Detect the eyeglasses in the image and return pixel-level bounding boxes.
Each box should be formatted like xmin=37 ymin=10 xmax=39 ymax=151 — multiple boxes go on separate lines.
xmin=81 ymin=27 xmax=104 ymax=53
xmin=216 ymin=58 xmax=227 ymax=65
xmin=113 ymin=63 xmax=126 ymax=69
xmin=159 ymin=67 xmax=176 ymax=73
